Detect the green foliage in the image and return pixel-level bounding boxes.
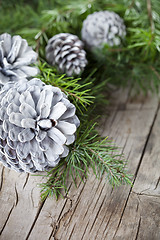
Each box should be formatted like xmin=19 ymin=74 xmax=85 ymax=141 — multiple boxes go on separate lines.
xmin=39 ymin=119 xmax=132 ymax=201
xmin=7 ymin=0 xmax=159 ymax=93
xmin=38 ymin=62 xmax=94 ymax=112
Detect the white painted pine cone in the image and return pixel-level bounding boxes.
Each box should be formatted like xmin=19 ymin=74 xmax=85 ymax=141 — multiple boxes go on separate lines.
xmin=0 ymin=78 xmax=80 ymax=173
xmin=0 ymin=33 xmax=38 ymax=85
xmin=45 ymin=33 xmax=87 ymax=76
xmin=81 ymin=11 xmax=126 ymax=48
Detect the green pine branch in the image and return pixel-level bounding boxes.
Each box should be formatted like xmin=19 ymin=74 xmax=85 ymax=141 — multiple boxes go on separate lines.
xmin=38 ymin=120 xmax=132 ymax=201
xmin=38 ymin=62 xmax=94 ymax=112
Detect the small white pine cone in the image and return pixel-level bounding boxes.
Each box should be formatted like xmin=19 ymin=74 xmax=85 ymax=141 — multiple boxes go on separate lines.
xmin=45 ymin=33 xmax=87 ymax=76
xmin=0 ymin=33 xmax=39 ymax=85
xmin=81 ymin=11 xmax=126 ymax=48
xmin=0 ymin=78 xmax=80 ymax=173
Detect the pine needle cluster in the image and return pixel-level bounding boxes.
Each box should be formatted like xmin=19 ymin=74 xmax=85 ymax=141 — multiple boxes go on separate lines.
xmin=39 ymin=118 xmax=132 ymax=201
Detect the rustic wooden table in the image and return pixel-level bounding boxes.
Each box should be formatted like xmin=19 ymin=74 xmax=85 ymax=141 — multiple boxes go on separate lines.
xmin=0 ymin=88 xmax=160 ymax=240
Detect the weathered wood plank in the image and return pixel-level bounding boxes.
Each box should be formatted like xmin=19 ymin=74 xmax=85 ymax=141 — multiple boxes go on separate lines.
xmin=113 ymin=108 xmax=160 ymax=240
xmin=0 ymin=169 xmax=46 ymax=240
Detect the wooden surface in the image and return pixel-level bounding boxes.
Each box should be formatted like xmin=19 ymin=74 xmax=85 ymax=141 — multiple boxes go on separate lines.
xmin=0 ymin=88 xmax=160 ymax=240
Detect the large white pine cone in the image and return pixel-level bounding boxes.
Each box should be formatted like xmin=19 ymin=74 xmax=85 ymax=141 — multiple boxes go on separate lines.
xmin=45 ymin=33 xmax=87 ymax=76
xmin=0 ymin=33 xmax=38 ymax=85
xmin=0 ymin=78 xmax=80 ymax=173
xmin=81 ymin=11 xmax=126 ymax=48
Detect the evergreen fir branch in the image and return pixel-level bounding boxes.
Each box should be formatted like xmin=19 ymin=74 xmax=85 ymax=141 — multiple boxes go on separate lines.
xmin=39 ymin=161 xmax=68 ymax=201
xmin=38 ymin=63 xmax=94 ymax=111
xmin=38 ymin=62 xmax=109 ymax=113
xmin=38 ymin=119 xmax=132 ymax=200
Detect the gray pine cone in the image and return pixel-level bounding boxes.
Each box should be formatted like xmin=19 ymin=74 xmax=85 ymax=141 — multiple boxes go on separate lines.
xmin=0 ymin=33 xmax=38 ymax=85
xmin=45 ymin=33 xmax=87 ymax=76
xmin=81 ymin=11 xmax=126 ymax=48
xmin=0 ymin=78 xmax=80 ymax=173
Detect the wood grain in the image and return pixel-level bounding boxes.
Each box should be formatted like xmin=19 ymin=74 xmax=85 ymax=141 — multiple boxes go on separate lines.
xmin=114 ymin=109 xmax=160 ymax=240
xmin=0 ymin=88 xmax=159 ymax=240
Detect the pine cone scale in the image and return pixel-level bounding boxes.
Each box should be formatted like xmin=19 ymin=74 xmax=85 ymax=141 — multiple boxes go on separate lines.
xmin=7 ymin=36 xmax=22 ymax=63
xmin=48 ymin=127 xmax=66 ymax=145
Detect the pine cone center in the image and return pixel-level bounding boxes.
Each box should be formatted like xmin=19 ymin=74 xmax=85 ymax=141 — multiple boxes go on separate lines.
xmin=37 ymin=119 xmax=57 ymax=130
